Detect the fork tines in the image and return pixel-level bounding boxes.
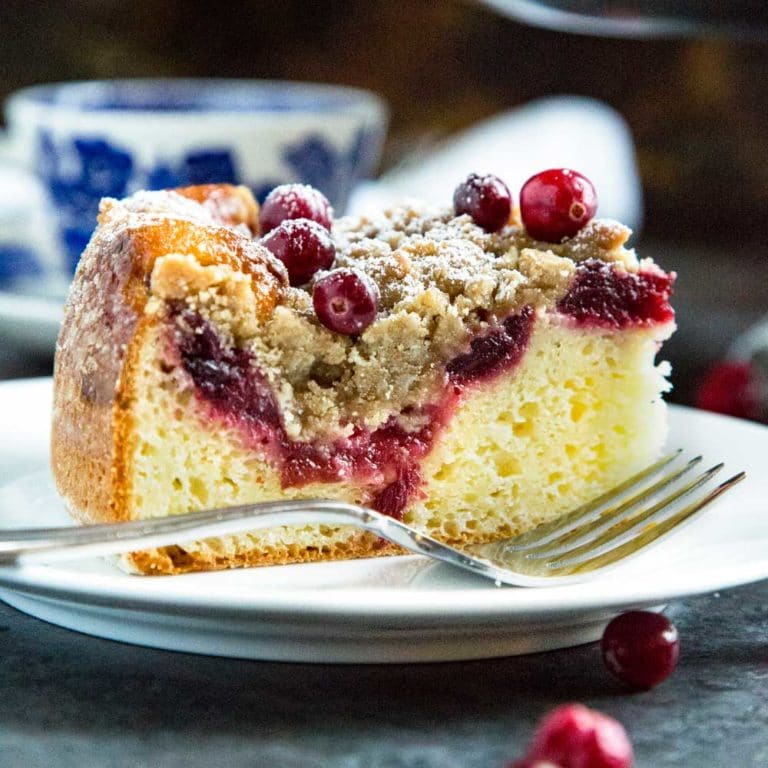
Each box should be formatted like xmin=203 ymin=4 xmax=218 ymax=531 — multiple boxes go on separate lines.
xmin=500 ymin=451 xmax=746 ymax=576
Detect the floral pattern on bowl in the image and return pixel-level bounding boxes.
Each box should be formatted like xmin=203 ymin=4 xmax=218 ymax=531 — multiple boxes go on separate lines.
xmin=37 ymin=125 xmax=382 ymax=271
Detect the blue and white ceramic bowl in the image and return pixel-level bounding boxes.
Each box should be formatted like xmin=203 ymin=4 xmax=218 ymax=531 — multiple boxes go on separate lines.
xmin=4 ymin=79 xmax=388 ymax=275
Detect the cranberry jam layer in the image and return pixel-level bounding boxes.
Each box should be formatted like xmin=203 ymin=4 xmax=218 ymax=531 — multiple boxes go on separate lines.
xmin=52 ymin=185 xmax=675 ymax=574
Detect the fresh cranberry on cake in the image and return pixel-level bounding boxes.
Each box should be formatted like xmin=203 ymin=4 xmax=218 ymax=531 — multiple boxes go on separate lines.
xmin=453 ymin=173 xmax=512 ymax=232
xmin=51 ymin=176 xmax=676 ymax=574
xmin=259 ymin=183 xmax=333 ymax=233
xmin=261 ymin=218 xmax=336 ymax=286
xmin=312 ymin=268 xmax=379 ymax=335
xmin=520 ymin=168 xmax=598 ymax=242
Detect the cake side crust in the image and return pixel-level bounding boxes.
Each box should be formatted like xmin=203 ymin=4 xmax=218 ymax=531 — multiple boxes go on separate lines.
xmin=52 ymin=208 xmax=143 ymax=524
xmin=51 ymin=185 xmax=283 ymax=525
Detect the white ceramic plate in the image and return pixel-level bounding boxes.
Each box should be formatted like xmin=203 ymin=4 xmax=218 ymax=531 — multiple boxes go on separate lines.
xmin=0 ymin=378 xmax=766 ymax=663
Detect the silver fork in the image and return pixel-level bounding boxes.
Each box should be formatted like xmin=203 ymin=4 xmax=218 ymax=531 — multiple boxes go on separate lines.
xmin=0 ymin=451 xmax=745 ymax=587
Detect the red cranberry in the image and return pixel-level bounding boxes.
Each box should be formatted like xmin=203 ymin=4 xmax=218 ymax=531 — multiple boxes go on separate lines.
xmin=174 ymin=307 xmax=282 ymax=431
xmin=447 ymin=306 xmax=534 ymax=384
xmin=453 ymin=173 xmax=512 ymax=232
xmin=510 ymin=704 xmax=633 ymax=768
xmin=520 ymin=169 xmax=597 ymax=242
xmin=261 ymin=218 xmax=336 ymax=286
xmin=313 ymin=268 xmax=379 ymax=335
xmin=601 ymin=610 xmax=680 ymax=690
xmin=556 ymin=260 xmax=675 ymax=330
xmin=260 ymin=183 xmax=333 ymax=233
xmin=695 ymin=361 xmax=760 ymax=421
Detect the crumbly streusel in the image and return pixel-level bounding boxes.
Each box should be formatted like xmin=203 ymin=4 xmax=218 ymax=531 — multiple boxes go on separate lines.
xmin=149 ymin=197 xmax=639 ymax=442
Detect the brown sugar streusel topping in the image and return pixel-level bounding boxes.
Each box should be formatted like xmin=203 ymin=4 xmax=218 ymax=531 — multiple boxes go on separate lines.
xmin=132 ymin=192 xmax=640 ymax=442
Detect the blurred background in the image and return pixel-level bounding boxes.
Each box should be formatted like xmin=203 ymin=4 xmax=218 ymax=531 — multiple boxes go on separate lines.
xmin=0 ymin=0 xmax=767 ymax=413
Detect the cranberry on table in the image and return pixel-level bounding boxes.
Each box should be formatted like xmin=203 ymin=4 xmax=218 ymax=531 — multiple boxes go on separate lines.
xmin=601 ymin=610 xmax=680 ymax=690
xmin=313 ymin=268 xmax=379 ymax=335
xmin=453 ymin=173 xmax=512 ymax=232
xmin=520 ymin=168 xmax=597 ymax=242
xmin=695 ymin=360 xmax=760 ymax=421
xmin=259 ymin=183 xmax=333 ymax=233
xmin=510 ymin=704 xmax=633 ymax=768
xmin=261 ymin=218 xmax=336 ymax=286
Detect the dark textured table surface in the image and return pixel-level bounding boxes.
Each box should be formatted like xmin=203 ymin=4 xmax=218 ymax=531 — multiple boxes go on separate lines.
xmin=1 ymin=582 xmax=767 ymax=767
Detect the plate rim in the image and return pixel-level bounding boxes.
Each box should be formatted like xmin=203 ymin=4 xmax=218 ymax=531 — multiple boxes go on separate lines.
xmin=0 ymin=552 xmax=766 ymax=626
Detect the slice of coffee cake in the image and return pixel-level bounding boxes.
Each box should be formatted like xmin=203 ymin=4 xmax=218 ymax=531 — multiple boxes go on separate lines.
xmin=51 ymin=175 xmax=675 ymax=574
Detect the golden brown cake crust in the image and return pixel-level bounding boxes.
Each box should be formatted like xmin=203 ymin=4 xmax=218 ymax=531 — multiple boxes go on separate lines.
xmin=174 ymin=184 xmax=261 ymax=237
xmin=122 ymin=532 xmax=402 ymax=575
xmin=51 ymin=185 xmax=284 ymax=526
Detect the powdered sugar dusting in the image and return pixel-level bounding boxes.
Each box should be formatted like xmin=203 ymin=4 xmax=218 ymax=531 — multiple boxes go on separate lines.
xmin=330 ymin=204 xmax=638 ymax=317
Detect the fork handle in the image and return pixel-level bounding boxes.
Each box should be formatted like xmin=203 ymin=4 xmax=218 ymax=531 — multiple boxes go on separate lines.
xmin=0 ymin=500 xmax=402 ymax=566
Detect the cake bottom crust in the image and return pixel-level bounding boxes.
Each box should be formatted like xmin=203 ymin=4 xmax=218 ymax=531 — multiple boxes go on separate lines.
xmin=121 ymin=530 xmax=403 ymax=575
xmin=113 ymin=315 xmax=673 ymax=575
